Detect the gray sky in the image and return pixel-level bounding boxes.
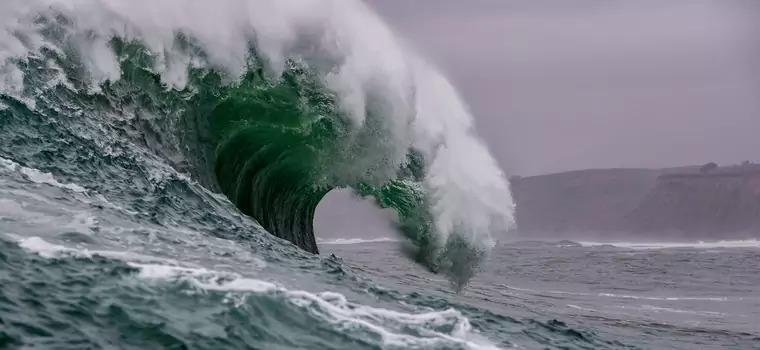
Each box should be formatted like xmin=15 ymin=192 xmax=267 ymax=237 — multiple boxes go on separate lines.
xmin=366 ymin=0 xmax=760 ymax=176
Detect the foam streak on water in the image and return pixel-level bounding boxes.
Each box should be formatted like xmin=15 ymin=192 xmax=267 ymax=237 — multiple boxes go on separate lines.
xmin=578 ymin=240 xmax=760 ymax=249
xmin=318 ymin=237 xmax=399 ymax=245
xmin=10 ymin=235 xmax=501 ymax=350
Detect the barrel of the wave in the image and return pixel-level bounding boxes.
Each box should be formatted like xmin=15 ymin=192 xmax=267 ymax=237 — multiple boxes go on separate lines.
xmin=210 ymin=69 xmax=342 ymax=254
xmin=207 ymin=76 xmax=481 ymax=289
xmin=201 ymin=60 xmax=503 ymax=292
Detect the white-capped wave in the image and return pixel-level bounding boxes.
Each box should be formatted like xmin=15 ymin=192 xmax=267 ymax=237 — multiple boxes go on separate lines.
xmin=10 ymin=234 xmax=189 ymax=264
xmin=0 ymin=156 xmax=87 ymax=193
xmin=318 ymin=237 xmax=399 ymax=245
xmin=578 ymin=240 xmax=760 ymax=250
xmin=498 ymin=284 xmax=740 ymax=302
xmin=131 ymin=262 xmax=503 ymax=350
xmin=615 ymin=304 xmax=726 ymax=317
xmin=0 ymin=155 xmax=143 ymax=216
xmin=566 ymin=304 xmax=599 ymax=313
xmin=596 ymin=293 xmax=738 ymax=302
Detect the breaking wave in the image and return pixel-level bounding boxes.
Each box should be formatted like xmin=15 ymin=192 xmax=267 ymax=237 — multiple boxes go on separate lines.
xmin=0 ymin=0 xmax=514 ymax=287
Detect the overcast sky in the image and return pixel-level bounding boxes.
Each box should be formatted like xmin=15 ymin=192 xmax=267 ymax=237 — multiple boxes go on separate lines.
xmin=366 ymin=0 xmax=760 ymax=176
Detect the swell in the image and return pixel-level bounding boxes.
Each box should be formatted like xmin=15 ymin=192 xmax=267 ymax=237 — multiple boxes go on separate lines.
xmin=0 ymin=0 xmax=515 ymax=287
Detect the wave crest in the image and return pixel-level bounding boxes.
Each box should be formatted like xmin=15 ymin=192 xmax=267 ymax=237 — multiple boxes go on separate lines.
xmin=0 ymin=0 xmax=515 ymax=287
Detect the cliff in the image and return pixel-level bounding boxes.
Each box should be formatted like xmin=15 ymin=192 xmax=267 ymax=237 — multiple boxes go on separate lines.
xmin=510 ymin=164 xmax=760 ymax=240
xmin=510 ymin=168 xmax=662 ymax=235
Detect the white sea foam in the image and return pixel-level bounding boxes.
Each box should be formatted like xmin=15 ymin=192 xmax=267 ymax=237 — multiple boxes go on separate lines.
xmin=0 ymin=198 xmax=56 ymax=225
xmin=11 ymin=235 xmax=503 ymax=350
xmin=12 ymin=235 xmax=74 ymax=258
xmin=578 ymin=240 xmax=760 ymax=250
xmin=615 ymin=304 xmax=726 ymax=317
xmin=318 ymin=237 xmax=399 ymax=245
xmin=596 ymin=293 xmax=737 ymax=302
xmin=10 ymin=234 xmax=188 ymax=264
xmin=566 ymin=304 xmax=599 ymax=313
xmin=0 ymin=0 xmax=515 ymax=258
xmin=131 ymin=262 xmax=503 ymax=350
xmin=0 ymin=156 xmax=87 ymax=193
xmin=498 ymin=284 xmax=740 ymax=302
xmin=0 ymin=155 xmax=139 ymax=217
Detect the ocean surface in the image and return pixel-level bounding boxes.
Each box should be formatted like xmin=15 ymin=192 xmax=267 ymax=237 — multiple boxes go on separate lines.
xmin=1 ymin=1 xmax=758 ymax=349
xmin=321 ymin=238 xmax=760 ymax=349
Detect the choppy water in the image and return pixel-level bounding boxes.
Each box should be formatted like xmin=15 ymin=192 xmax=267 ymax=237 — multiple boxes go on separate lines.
xmin=0 ymin=158 xmax=491 ymax=350
xmin=322 ymin=239 xmax=760 ymax=349
xmin=2 ymin=155 xmax=760 ymax=350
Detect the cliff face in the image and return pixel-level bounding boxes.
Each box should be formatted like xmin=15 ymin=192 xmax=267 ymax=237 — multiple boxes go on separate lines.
xmin=510 ymin=169 xmax=662 ymax=235
xmin=510 ymin=165 xmax=760 ymax=240
xmin=625 ymin=171 xmax=760 ymax=239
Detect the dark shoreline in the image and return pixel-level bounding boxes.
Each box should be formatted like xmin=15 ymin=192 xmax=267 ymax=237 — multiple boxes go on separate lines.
xmin=510 ymin=163 xmax=760 ymax=239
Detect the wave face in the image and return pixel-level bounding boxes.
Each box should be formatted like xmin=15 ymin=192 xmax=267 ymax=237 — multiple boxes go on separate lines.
xmin=0 ymin=0 xmax=514 ymax=287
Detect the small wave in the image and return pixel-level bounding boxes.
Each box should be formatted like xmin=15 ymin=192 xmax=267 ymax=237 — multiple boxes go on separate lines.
xmin=0 ymin=156 xmax=87 ymax=193
xmin=8 ymin=234 xmax=269 ymax=271
xmin=497 ymin=284 xmax=738 ymax=302
xmin=0 ymin=156 xmax=136 ymax=215
xmin=9 ymin=235 xmax=191 ymax=264
xmin=504 ymin=240 xmax=582 ymax=248
xmin=130 ymin=263 xmax=502 ymax=350
xmin=318 ymin=237 xmax=399 ymax=245
xmin=640 ymin=305 xmax=725 ymax=316
xmin=597 ymin=293 xmax=737 ymax=302
xmin=616 ymin=305 xmax=726 ymax=317
xmin=566 ymin=304 xmax=599 ymax=313
xmin=578 ymin=240 xmax=760 ymax=250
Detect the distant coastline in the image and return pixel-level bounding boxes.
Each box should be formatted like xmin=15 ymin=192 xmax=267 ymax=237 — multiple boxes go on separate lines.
xmin=509 ymin=162 xmax=760 ymax=240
